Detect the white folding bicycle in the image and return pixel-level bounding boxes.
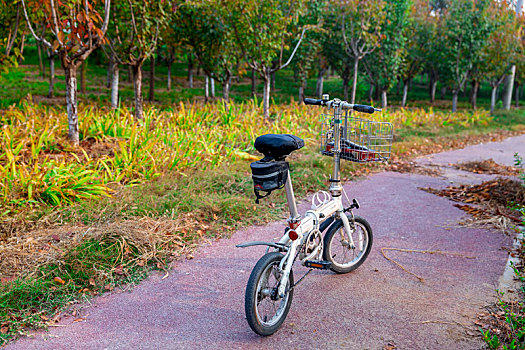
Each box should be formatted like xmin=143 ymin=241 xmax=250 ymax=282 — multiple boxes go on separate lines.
xmin=237 ymin=95 xmax=393 ymax=336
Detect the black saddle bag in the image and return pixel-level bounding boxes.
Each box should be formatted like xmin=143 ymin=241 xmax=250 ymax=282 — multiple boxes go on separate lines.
xmin=250 ymin=160 xmax=289 ymax=203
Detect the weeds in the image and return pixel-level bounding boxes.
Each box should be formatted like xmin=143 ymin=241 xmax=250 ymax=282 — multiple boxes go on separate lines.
xmin=481 ymin=153 xmax=525 ymax=350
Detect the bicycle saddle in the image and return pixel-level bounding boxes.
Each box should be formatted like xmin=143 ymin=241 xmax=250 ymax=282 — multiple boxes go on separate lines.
xmin=254 ymin=134 xmax=304 ymax=160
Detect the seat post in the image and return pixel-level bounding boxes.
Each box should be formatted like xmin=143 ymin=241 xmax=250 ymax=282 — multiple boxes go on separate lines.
xmin=284 ymin=170 xmax=300 ymax=222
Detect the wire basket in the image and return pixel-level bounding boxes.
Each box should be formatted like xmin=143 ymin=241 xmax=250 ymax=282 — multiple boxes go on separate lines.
xmin=320 ymin=113 xmax=393 ymax=163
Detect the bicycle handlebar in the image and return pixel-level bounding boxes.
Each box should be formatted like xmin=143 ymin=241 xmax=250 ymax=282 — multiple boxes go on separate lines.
xmin=303 ymin=98 xmax=325 ymax=106
xmin=303 ymin=97 xmax=381 ymax=114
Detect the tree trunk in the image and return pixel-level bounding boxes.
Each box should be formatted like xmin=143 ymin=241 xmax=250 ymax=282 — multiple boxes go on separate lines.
xmin=490 ymin=85 xmax=497 ymax=114
xmin=37 ymin=42 xmax=44 ymax=77
xmin=148 ymin=56 xmax=155 ymax=102
xmin=263 ymin=72 xmax=271 ymax=120
xmin=396 ymin=78 xmax=401 ymax=96
xmin=132 ymin=63 xmax=144 ymax=120
xmin=375 ymin=83 xmax=380 ymax=101
xmin=106 ymin=56 xmax=113 ymax=88
xmin=223 ymin=75 xmax=231 ymax=100
xmin=271 ymin=71 xmax=276 ymax=90
xmin=502 ymin=66 xmax=516 ymax=110
xmin=211 ymin=77 xmax=215 ymax=98
xmin=316 ymin=67 xmax=325 ymax=98
xmin=48 ymin=55 xmax=55 ymax=98
xmin=350 ymin=59 xmax=359 ymax=104
xmin=298 ymin=80 xmax=306 ymax=103
xmin=471 ymin=80 xmax=479 ymax=110
xmin=343 ymin=75 xmax=350 ymax=101
xmin=401 ymin=80 xmax=408 ymax=107
xmin=80 ymin=60 xmax=87 ymax=94
xmin=251 ymin=69 xmax=256 ymax=97
xmin=515 ymin=83 xmax=520 ymax=108
xmin=65 ymin=65 xmax=79 ymax=144
xmin=452 ymin=89 xmax=458 ymax=112
xmin=188 ymin=56 xmax=194 ymax=88
xmin=440 ymin=86 xmax=446 ymax=100
xmin=111 ymin=62 xmax=119 ymax=109
xmin=204 ymin=75 xmax=209 ymax=102
xmin=17 ymin=34 xmax=25 ymax=64
xmin=430 ymin=81 xmax=437 ymax=103
xmin=369 ymin=84 xmax=374 ymax=102
xmin=381 ymin=89 xmax=387 ymax=110
xmin=167 ymin=60 xmax=172 ymax=91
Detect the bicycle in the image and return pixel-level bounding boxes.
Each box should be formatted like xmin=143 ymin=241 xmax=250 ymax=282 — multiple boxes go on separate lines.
xmin=237 ymin=95 xmax=393 ymax=336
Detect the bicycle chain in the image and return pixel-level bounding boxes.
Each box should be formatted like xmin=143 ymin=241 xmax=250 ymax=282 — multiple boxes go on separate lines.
xmin=285 ymin=240 xmax=313 ymax=293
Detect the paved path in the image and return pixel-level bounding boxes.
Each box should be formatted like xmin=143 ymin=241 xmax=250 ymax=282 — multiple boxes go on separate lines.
xmin=8 ymin=135 xmax=525 ymax=350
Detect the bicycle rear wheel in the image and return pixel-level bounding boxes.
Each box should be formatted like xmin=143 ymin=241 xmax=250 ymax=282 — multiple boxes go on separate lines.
xmin=245 ymin=252 xmax=294 ymax=336
xmin=323 ymin=215 xmax=373 ymax=274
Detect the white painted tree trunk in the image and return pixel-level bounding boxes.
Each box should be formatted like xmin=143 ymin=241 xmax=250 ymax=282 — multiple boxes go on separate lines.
xmin=48 ymin=56 xmax=55 ymax=98
xmin=381 ymin=90 xmax=387 ymax=110
xmin=263 ymin=73 xmax=271 ymax=120
xmin=402 ymin=81 xmax=408 ymax=107
xmin=223 ymin=76 xmax=231 ymax=100
xmin=211 ymin=77 xmax=215 ymax=98
xmin=502 ymin=66 xmax=516 ymax=110
xmin=316 ymin=69 xmax=324 ymax=98
xmin=452 ymin=90 xmax=458 ymax=112
xmin=491 ymin=85 xmax=497 ymax=114
xmin=350 ymin=59 xmax=359 ymax=104
xmin=65 ymin=66 xmax=79 ymax=144
xmin=430 ymin=81 xmax=437 ymax=103
xmin=110 ymin=62 xmax=119 ymax=109
xmin=205 ymin=75 xmax=210 ymax=101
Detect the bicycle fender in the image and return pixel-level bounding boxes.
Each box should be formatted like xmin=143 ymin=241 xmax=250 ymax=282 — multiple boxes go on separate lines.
xmin=235 ymin=241 xmax=288 ymax=251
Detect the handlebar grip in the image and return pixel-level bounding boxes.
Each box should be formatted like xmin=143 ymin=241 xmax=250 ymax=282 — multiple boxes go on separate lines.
xmin=352 ymin=104 xmax=376 ymax=114
xmin=303 ymin=98 xmax=323 ymax=106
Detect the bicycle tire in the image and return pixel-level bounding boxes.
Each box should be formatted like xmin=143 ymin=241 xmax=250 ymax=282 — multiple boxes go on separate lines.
xmin=323 ymin=215 xmax=373 ymax=274
xmin=245 ymin=252 xmax=294 ymax=336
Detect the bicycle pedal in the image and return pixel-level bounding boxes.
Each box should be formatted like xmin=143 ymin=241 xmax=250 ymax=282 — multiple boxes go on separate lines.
xmin=304 ymin=260 xmax=332 ymax=270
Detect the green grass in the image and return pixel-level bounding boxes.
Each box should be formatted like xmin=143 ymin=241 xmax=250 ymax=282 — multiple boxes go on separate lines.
xmin=0 ymin=234 xmax=152 ymax=345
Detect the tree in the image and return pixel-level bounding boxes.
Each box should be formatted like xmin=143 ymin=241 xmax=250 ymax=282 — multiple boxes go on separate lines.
xmin=292 ymin=0 xmax=324 ymax=103
xmin=363 ymin=0 xmax=411 ymax=109
xmin=21 ymin=0 xmax=110 ymax=143
xmin=104 ymin=0 xmax=171 ymax=119
xmin=398 ymin=2 xmax=428 ymax=107
xmin=501 ymin=0 xmax=524 ymax=110
xmin=322 ymin=8 xmax=354 ymax=101
xmin=340 ymin=0 xmax=383 ymax=104
xmin=479 ymin=1 xmax=520 ymax=113
xmin=222 ymin=0 xmax=309 ymax=119
xmin=0 ymin=1 xmax=23 ymax=74
xmin=435 ymin=0 xmax=491 ymax=112
xmin=173 ymin=2 xmax=242 ymax=101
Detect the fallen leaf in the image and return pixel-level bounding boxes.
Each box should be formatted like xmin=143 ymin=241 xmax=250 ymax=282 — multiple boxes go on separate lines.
xmin=89 ymin=278 xmax=96 ymax=286
xmin=40 ymin=315 xmax=49 ymax=321
xmin=0 ymin=326 xmax=8 ymax=334
xmin=73 ymin=318 xmax=85 ymax=323
xmin=53 ymin=277 xmax=65 ymax=285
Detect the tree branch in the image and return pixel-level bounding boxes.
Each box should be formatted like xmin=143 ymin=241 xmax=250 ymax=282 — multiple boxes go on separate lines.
xmin=274 ymin=26 xmax=308 ymax=72
xmin=21 ymin=0 xmax=53 ymax=49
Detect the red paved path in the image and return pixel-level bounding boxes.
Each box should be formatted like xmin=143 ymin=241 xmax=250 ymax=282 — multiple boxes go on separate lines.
xmin=7 ymin=135 xmax=525 ymax=349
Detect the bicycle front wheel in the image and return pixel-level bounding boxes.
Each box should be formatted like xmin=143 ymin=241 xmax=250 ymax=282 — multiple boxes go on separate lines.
xmin=323 ymin=215 xmax=373 ymax=274
xmin=245 ymin=252 xmax=294 ymax=336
